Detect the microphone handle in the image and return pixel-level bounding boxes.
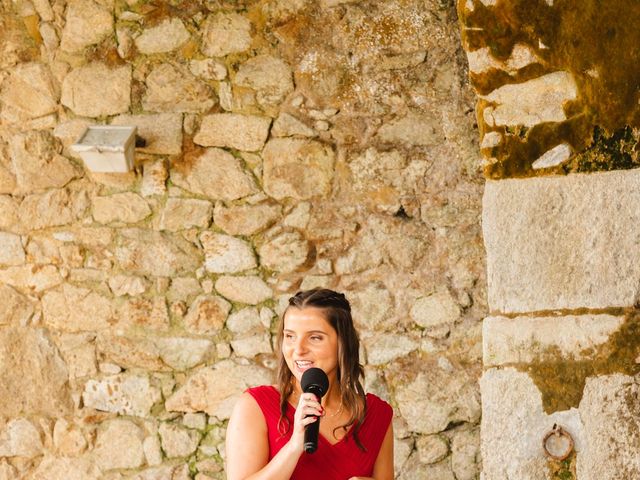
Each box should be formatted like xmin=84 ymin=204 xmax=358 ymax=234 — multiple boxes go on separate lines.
xmin=303 ymin=415 xmax=320 ymax=453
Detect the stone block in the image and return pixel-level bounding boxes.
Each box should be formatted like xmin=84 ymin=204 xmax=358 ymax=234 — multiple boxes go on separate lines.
xmin=194 ymin=113 xmax=271 ymax=152
xmin=201 ymin=12 xmax=251 ymax=57
xmin=0 ymin=327 xmax=72 ymax=417
xmin=0 ymin=231 xmax=25 ymax=266
xmin=0 ymin=284 xmax=33 ymax=325
xmin=171 ymin=148 xmax=258 ymax=201
xmin=19 ymin=189 xmax=74 ymax=230
xmin=0 ymin=264 xmax=63 ymax=293
xmin=235 ymin=55 xmax=294 ymax=107
xmin=483 ymin=314 xmax=624 ymax=367
xmin=577 ymin=374 xmax=640 ymax=479
xmin=142 ymin=63 xmax=215 ymax=113
xmin=0 ymin=418 xmax=43 ymax=457
xmin=258 ymin=230 xmax=310 ymax=273
xmin=480 ymin=368 xmax=585 ymax=480
xmin=0 ymin=62 xmax=57 ymax=124
xmin=93 ymin=419 xmax=145 ymax=470
xmin=61 ymin=63 xmax=131 ymax=117
xmin=183 ymin=294 xmax=231 ymax=335
xmin=115 ymin=228 xmax=201 ymax=277
xmin=484 ymin=170 xmax=640 ymax=312
xmin=364 ymin=333 xmax=419 ymax=366
xmin=262 ymin=138 xmax=334 ymax=200
xmin=112 ymin=113 xmax=183 ymax=155
xmin=29 ymin=455 xmax=101 ymax=480
xmin=60 ymin=0 xmax=113 ymax=52
xmin=43 ymin=284 xmax=114 ymax=332
xmin=376 ymin=112 xmax=442 ymax=146
xmin=83 ymin=374 xmax=161 ymax=417
xmin=92 ymin=192 xmax=151 ymax=224
xmin=201 ymin=232 xmax=257 ymax=273
xmin=215 ymin=276 xmax=272 ymax=305
xmin=213 ymin=202 xmax=280 ymax=235
xmin=157 ymin=198 xmax=212 ymax=232
xmin=165 ymin=360 xmax=272 ymax=419
xmin=158 ymin=422 xmax=201 ymax=458
xmin=134 ymin=18 xmax=190 ymax=54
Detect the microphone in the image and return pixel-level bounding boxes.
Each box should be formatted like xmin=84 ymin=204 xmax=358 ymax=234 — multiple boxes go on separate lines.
xmin=300 ymin=367 xmax=329 ymax=454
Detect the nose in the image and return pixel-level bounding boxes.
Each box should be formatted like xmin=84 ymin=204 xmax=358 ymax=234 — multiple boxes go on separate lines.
xmin=293 ymin=337 xmax=308 ymax=355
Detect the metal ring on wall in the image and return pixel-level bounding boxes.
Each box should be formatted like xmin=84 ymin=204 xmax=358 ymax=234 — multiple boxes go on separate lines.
xmin=542 ymin=424 xmax=574 ymax=461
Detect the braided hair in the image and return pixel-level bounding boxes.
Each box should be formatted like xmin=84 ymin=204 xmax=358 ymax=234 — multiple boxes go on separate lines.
xmin=275 ymin=288 xmax=367 ymax=450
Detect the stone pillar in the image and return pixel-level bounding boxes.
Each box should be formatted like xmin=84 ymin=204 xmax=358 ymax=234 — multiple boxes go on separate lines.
xmin=481 ymin=171 xmax=640 ymax=479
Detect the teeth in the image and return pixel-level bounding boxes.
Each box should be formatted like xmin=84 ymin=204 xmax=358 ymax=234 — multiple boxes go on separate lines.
xmin=296 ymin=361 xmax=312 ymax=366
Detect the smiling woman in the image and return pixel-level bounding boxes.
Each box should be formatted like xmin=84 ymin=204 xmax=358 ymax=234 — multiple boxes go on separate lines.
xmin=225 ymin=288 xmax=394 ymax=480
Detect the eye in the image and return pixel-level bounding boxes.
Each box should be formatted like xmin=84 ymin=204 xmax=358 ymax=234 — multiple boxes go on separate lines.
xmin=310 ymin=335 xmax=323 ymax=341
xmin=284 ymin=333 xmax=295 ymax=340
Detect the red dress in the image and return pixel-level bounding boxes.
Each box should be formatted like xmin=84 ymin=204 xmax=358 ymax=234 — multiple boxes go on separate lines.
xmin=247 ymin=385 xmax=392 ymax=480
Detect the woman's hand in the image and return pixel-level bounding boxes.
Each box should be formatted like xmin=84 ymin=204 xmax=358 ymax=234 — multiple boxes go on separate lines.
xmin=288 ymin=392 xmax=323 ymax=453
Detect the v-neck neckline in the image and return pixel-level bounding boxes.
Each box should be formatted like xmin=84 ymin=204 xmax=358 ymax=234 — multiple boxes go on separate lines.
xmin=276 ymin=386 xmax=360 ymax=447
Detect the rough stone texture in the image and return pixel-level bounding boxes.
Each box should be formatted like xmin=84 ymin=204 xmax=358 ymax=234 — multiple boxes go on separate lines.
xmin=83 ymin=374 xmax=162 ymax=417
xmin=201 ymin=12 xmax=252 ymax=57
xmin=154 ymin=336 xmax=213 ymax=370
xmin=235 ymin=55 xmax=294 ymax=108
xmin=213 ymin=202 xmax=281 ymax=235
xmin=0 ymin=264 xmax=63 ymax=293
xmin=347 ymin=284 xmax=393 ymax=330
xmin=143 ymin=63 xmax=216 ymax=113
xmin=92 ymin=192 xmax=151 ymax=224
xmin=410 ymin=289 xmax=460 ymax=338
xmin=194 ymin=113 xmax=271 ymax=151
xmin=201 ymin=232 xmax=257 ymax=273
xmin=108 ymin=274 xmax=148 ymax=297
xmin=9 ymin=130 xmax=78 ymax=194
xmin=157 ymin=198 xmax=212 ymax=232
xmin=141 ymin=160 xmax=169 ymax=197
xmin=577 ymin=374 xmax=640 ymax=479
xmin=59 ymin=0 xmax=113 ymax=53
xmin=483 ymin=314 xmax=625 ymax=367
xmin=416 ymin=434 xmax=449 ymax=464
xmin=165 ymin=360 xmax=272 ymax=419
xmin=93 ymin=419 xmax=145 ymax=470
xmin=0 ymin=327 xmax=72 ymax=417
xmin=135 ymin=18 xmax=190 ymax=54
xmin=19 ymin=189 xmax=74 ymax=230
xmin=119 ymin=297 xmax=170 ymax=331
xmin=0 ymin=418 xmax=43 ymax=457
xmin=0 ymin=62 xmax=58 ymax=124
xmin=364 ymin=333 xmax=419 ymax=366
xmin=158 ymin=422 xmax=201 ymax=458
xmin=394 ymin=359 xmax=481 ymax=434
xmin=484 ymin=170 xmax=640 ymax=312
xmin=480 ymin=368 xmax=585 ymax=480
xmin=262 ymin=138 xmax=335 ymax=200
xmin=258 ymin=229 xmax=310 ymax=273
xmin=183 ymin=294 xmax=231 ymax=335
xmin=29 ymin=455 xmax=101 ymax=480
xmin=272 ymin=113 xmax=317 ymax=138
xmin=0 ymin=1 xmax=488 ymax=478
xmin=43 ymin=284 xmax=114 ymax=332
xmin=116 ymin=229 xmax=201 ymax=277
xmin=0 ymin=231 xmax=25 ymax=266
xmin=61 ymin=63 xmax=131 ymax=117
xmin=0 ymin=284 xmax=33 ymax=325
xmin=376 ymin=112 xmax=442 ymax=146
xmin=112 ymin=113 xmax=183 ymax=155
xmin=481 ymin=71 xmax=577 ymax=128
xmin=171 ymin=148 xmax=258 ymax=201
xmin=215 ymin=275 xmax=272 ymax=305
xmin=451 ymin=428 xmax=480 ymax=480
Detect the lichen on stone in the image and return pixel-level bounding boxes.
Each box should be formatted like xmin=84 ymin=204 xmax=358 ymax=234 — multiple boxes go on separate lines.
xmin=458 ymin=0 xmax=640 ymax=178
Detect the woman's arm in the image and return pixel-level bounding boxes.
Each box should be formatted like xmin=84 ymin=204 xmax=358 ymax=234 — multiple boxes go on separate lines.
xmin=349 ymin=421 xmax=395 ymax=480
xmin=225 ymin=391 xmax=321 ymax=480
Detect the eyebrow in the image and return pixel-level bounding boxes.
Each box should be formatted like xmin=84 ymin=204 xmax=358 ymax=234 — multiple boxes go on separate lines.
xmin=283 ymin=329 xmax=328 ymax=335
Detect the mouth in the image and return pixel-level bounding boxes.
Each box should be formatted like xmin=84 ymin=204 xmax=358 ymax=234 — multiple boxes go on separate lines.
xmin=294 ymin=360 xmax=314 ymax=372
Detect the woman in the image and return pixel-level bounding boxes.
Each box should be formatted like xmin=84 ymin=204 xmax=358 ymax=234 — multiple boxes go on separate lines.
xmin=225 ymin=288 xmax=394 ymax=480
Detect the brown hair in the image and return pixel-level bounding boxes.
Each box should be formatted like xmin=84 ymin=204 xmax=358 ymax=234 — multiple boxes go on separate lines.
xmin=275 ymin=288 xmax=367 ymax=450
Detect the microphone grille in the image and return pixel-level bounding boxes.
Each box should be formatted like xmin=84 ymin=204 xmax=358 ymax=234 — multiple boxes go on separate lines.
xmin=300 ymin=368 xmax=329 ymax=396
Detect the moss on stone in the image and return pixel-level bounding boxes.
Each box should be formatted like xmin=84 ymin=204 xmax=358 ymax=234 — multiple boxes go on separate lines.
xmin=458 ymin=0 xmax=640 ymax=178
xmin=548 ymin=452 xmax=576 ymax=480
xmin=516 ymin=309 xmax=640 ymax=413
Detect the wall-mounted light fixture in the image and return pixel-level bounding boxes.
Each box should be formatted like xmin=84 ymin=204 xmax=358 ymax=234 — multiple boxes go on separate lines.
xmin=71 ymin=125 xmax=137 ymax=173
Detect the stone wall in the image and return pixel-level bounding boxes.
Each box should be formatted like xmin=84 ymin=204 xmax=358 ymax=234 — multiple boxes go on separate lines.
xmin=0 ymin=1 xmax=485 ymax=479
xmin=457 ymin=1 xmax=640 ymax=479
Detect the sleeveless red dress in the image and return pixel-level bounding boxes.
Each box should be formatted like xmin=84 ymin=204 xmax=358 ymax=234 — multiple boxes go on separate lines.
xmin=247 ymin=385 xmax=392 ymax=480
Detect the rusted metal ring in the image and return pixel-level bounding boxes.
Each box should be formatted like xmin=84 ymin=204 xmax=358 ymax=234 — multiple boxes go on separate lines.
xmin=542 ymin=424 xmax=574 ymax=461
